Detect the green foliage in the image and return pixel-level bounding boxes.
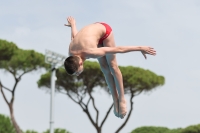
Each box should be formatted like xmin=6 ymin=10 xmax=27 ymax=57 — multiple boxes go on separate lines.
xmin=131 ymin=124 xmax=200 ymax=133
xmin=130 ymin=126 xmax=170 ymax=133
xmin=165 ymin=128 xmax=182 ymax=133
xmin=38 ymin=68 xmax=81 ymax=94
xmin=0 ymin=39 xmax=18 ymax=61
xmin=119 ymin=66 xmax=165 ymax=94
xmin=23 ymin=130 xmax=38 ymax=133
xmin=37 ymin=72 xmax=51 ymax=89
xmin=43 ymin=128 xmax=71 ymax=133
xmin=180 ymin=124 xmax=200 ymax=133
xmin=0 ymin=48 xmax=49 ymax=75
xmin=0 ymin=114 xmax=15 ymax=133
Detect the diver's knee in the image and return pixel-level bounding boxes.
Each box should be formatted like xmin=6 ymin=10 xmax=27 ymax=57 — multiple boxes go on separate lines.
xmin=109 ymin=65 xmax=120 ymax=75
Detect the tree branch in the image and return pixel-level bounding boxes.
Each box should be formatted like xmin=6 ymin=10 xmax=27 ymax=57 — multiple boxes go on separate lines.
xmin=10 ymin=80 xmax=18 ymax=104
xmin=66 ymin=92 xmax=87 ymax=111
xmin=134 ymin=89 xmax=143 ymax=96
xmin=57 ymin=90 xmax=67 ymax=95
xmin=88 ymin=92 xmax=99 ymax=125
xmin=58 ymin=89 xmax=89 ymax=113
xmin=75 ymin=90 xmax=87 ymax=107
xmin=18 ymin=69 xmax=33 ymax=79
xmin=0 ymin=80 xmax=12 ymax=92
xmin=79 ymin=97 xmax=87 ymax=108
xmin=0 ymin=85 xmax=10 ymax=106
xmin=86 ymin=97 xmax=91 ymax=106
xmin=66 ymin=92 xmax=81 ymax=104
xmin=66 ymin=91 xmax=97 ymax=129
xmin=7 ymin=68 xmax=15 ymax=76
xmin=84 ymin=107 xmax=98 ymax=130
xmin=77 ymin=94 xmax=98 ymax=130
xmin=100 ymin=103 xmax=114 ymax=128
xmin=115 ymin=93 xmax=134 ymax=133
xmin=10 ymin=68 xmax=34 ymax=98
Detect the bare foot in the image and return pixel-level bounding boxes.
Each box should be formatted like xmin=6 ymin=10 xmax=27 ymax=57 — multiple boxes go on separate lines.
xmin=118 ymin=99 xmax=127 ymax=119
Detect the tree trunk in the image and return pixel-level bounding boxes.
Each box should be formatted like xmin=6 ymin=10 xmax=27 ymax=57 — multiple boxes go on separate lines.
xmin=9 ymin=105 xmax=22 ymax=133
xmin=96 ymin=127 xmax=101 ymax=133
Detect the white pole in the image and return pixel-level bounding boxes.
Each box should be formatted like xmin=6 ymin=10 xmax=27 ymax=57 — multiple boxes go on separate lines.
xmin=45 ymin=49 xmax=66 ymax=133
xmin=50 ymin=66 xmax=56 ymax=133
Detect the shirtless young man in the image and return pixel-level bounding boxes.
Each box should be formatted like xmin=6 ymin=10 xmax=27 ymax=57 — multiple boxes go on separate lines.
xmin=64 ymin=16 xmax=156 ymax=119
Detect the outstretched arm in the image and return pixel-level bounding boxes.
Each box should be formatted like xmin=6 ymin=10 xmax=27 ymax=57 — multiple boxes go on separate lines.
xmin=64 ymin=16 xmax=78 ymax=40
xmin=84 ymin=46 xmax=156 ymax=59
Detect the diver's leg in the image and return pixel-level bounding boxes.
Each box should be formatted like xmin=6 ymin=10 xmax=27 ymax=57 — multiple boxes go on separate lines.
xmin=97 ymin=56 xmax=119 ymax=117
xmin=103 ymin=32 xmax=127 ymax=119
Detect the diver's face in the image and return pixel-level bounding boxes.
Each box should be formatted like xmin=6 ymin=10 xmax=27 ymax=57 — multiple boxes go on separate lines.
xmin=72 ymin=65 xmax=84 ymax=76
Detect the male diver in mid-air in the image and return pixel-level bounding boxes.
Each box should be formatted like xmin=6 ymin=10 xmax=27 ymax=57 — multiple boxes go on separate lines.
xmin=64 ymin=16 xmax=156 ymax=119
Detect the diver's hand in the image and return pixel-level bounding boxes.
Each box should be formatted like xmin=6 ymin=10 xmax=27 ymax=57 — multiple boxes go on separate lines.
xmin=64 ymin=16 xmax=76 ymax=27
xmin=141 ymin=46 xmax=156 ymax=59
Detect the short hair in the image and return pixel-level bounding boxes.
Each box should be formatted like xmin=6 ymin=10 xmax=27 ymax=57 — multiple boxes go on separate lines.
xmin=64 ymin=56 xmax=80 ymax=75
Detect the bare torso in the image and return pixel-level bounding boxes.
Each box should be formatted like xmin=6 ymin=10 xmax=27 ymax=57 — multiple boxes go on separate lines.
xmin=69 ymin=23 xmax=106 ymax=57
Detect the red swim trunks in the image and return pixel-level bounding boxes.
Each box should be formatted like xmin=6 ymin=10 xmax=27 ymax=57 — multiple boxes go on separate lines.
xmin=97 ymin=22 xmax=112 ymax=44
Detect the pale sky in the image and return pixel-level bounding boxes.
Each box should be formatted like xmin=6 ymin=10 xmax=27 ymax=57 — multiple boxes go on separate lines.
xmin=0 ymin=0 xmax=200 ymax=133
